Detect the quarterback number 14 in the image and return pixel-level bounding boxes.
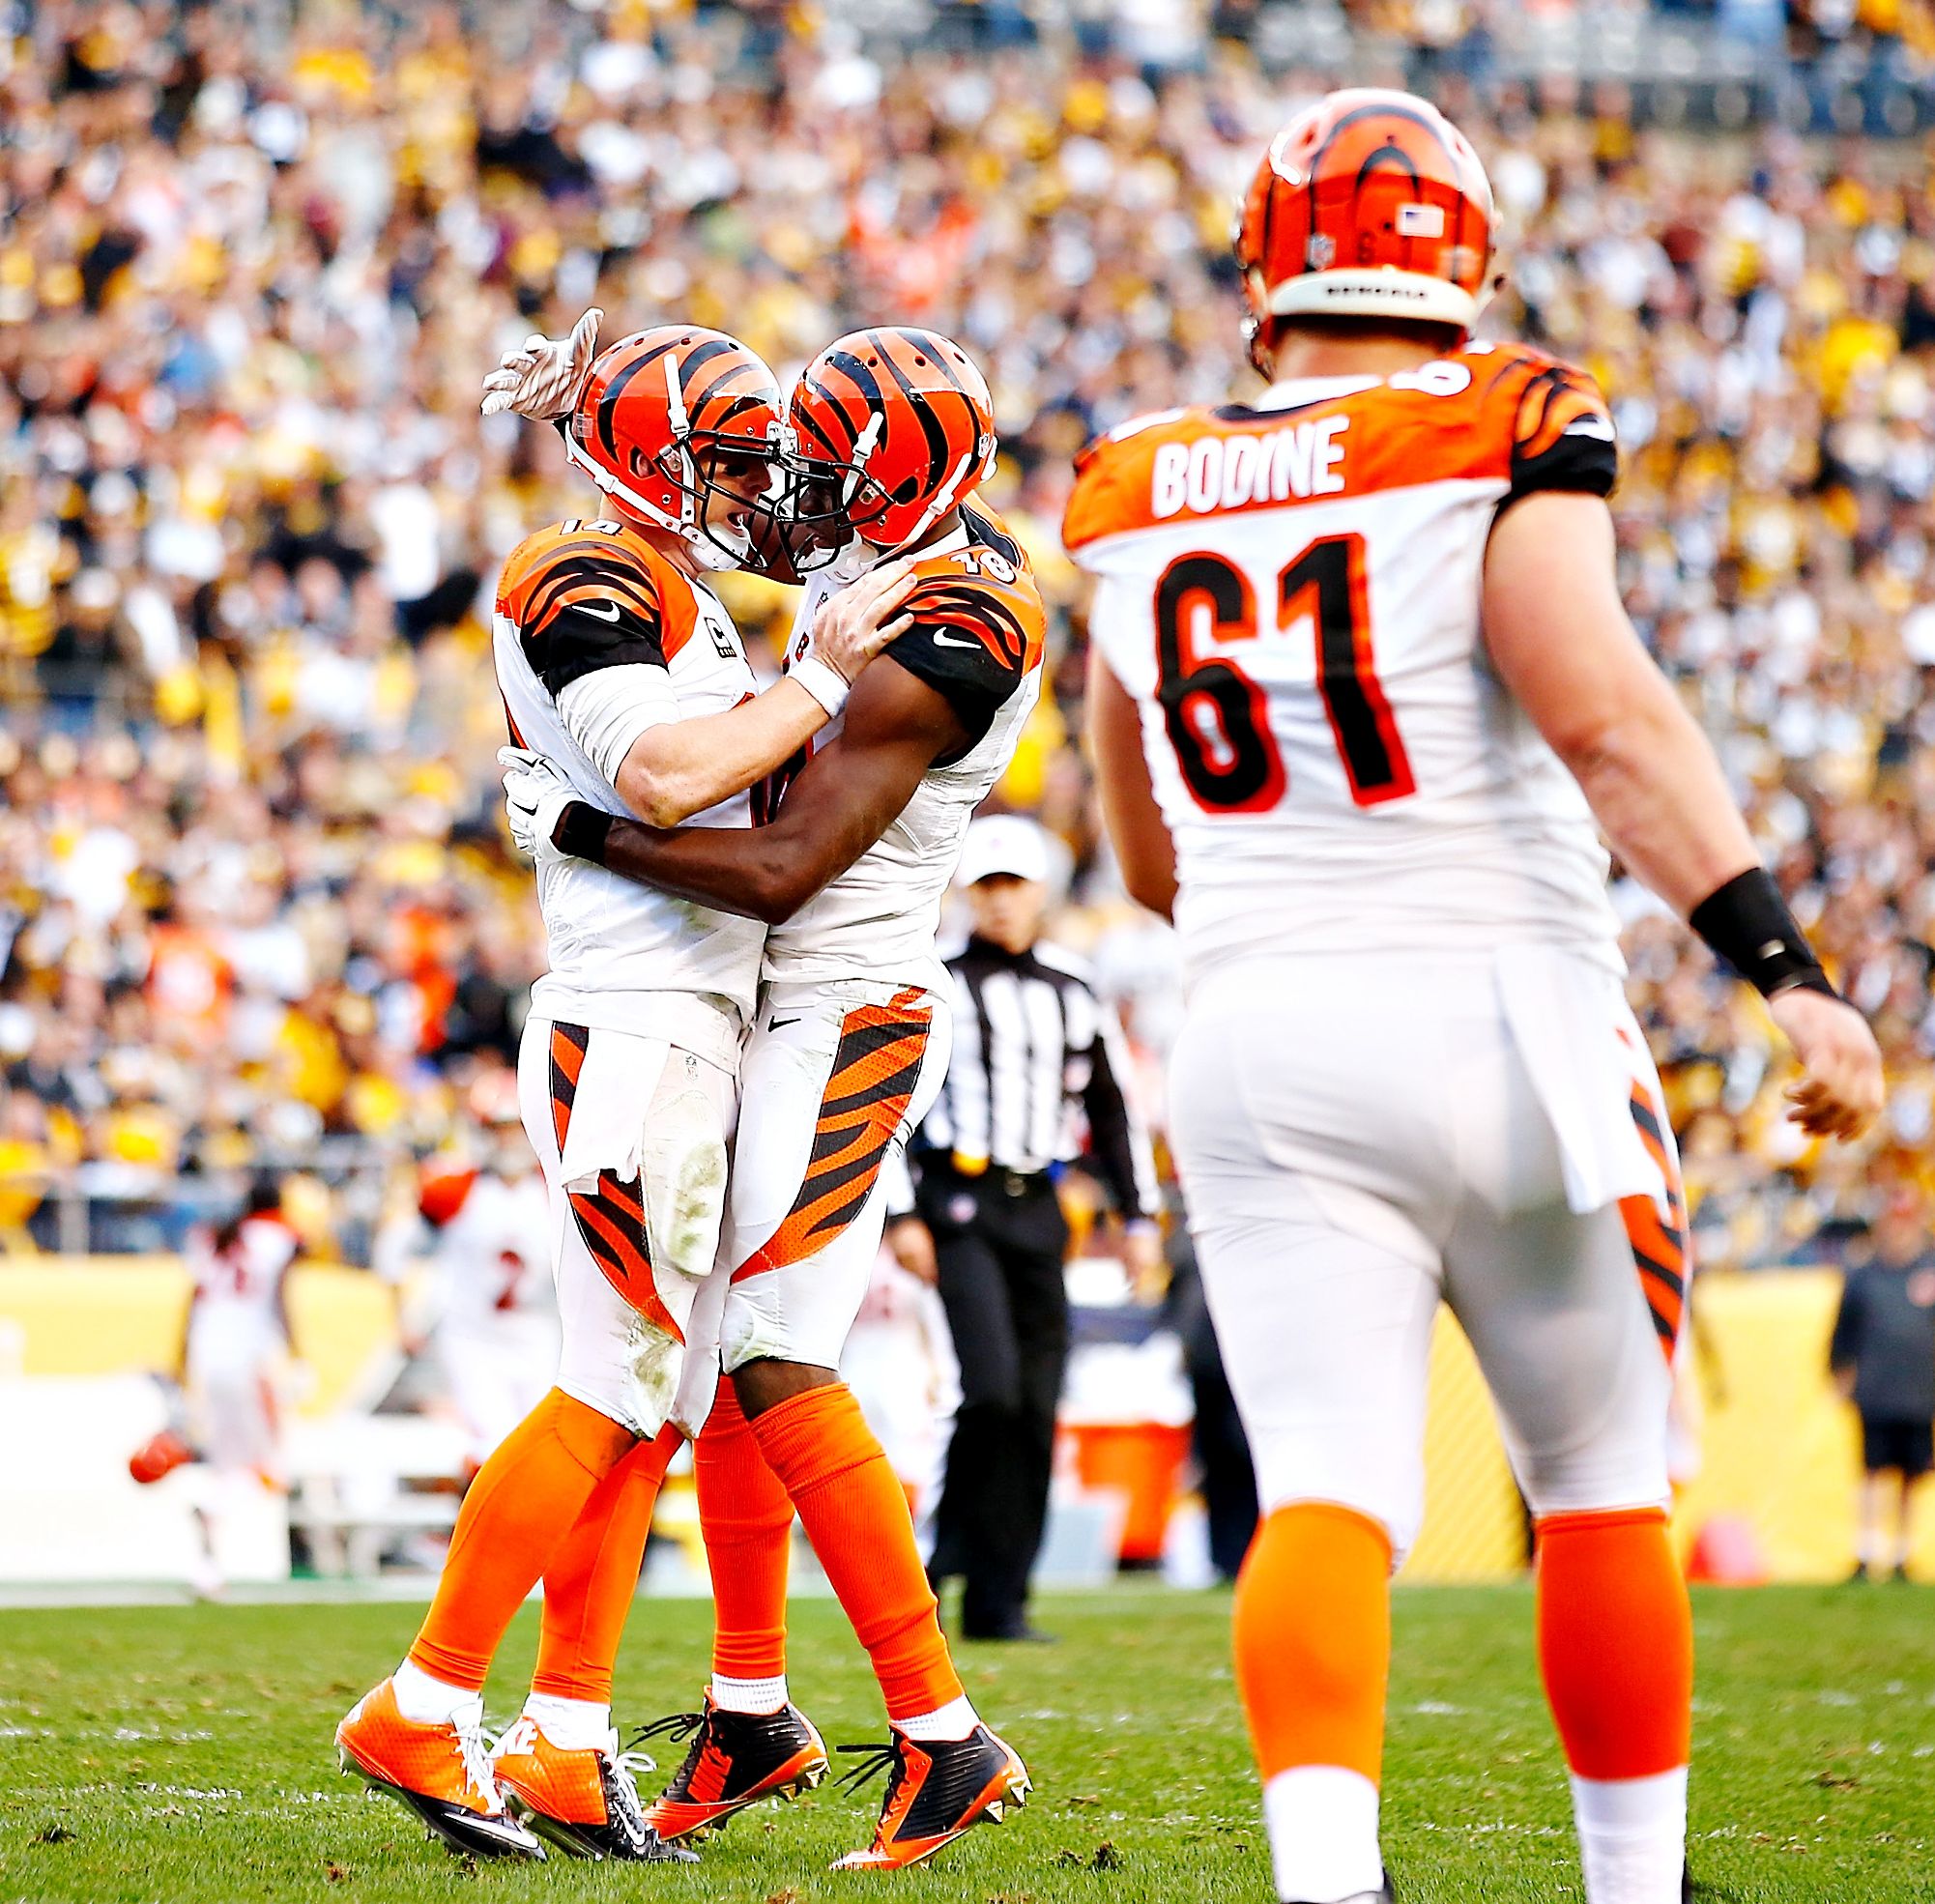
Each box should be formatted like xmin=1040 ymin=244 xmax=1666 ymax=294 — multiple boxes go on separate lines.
xmin=1153 ymin=535 xmax=1416 ymax=813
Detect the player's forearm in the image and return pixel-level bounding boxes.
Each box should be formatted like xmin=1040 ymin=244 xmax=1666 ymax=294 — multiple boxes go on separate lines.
xmin=1086 ymin=646 xmax=1177 ymax=918
xmin=1099 ymin=779 xmax=1178 ymax=920
xmin=593 ymin=814 xmax=798 ymax=921
xmin=560 ymin=660 xmax=954 ymax=922
xmin=1561 ymin=686 xmax=1759 ymax=918
xmin=1570 ymin=695 xmax=1847 ymax=1035
xmin=615 ymin=679 xmax=828 ymax=827
xmin=556 ymin=802 xmax=838 ymax=925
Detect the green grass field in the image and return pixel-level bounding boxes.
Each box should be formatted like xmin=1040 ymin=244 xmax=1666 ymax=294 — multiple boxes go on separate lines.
xmin=1 ymin=1583 xmax=1930 ymax=1904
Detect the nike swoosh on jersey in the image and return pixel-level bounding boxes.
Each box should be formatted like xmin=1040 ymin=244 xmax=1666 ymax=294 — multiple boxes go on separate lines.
xmin=928 ymin=630 xmax=980 ymax=649
xmin=574 ymin=600 xmax=622 ymax=621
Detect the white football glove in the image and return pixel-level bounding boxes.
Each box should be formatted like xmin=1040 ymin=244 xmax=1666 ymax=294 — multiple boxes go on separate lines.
xmin=480 ymin=306 xmax=603 ymax=419
xmin=499 ymin=746 xmax=579 ymax=865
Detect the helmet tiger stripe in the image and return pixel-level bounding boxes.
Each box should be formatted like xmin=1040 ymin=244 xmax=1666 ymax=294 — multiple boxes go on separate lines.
xmin=565 ymin=326 xmax=783 ymax=572
xmin=779 ymin=327 xmax=997 ymax=571
xmin=1235 ymin=89 xmax=1495 ymax=348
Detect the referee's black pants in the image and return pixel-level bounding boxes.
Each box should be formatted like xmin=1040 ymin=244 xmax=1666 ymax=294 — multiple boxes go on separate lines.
xmin=922 ymin=1164 xmax=1069 ymax=1639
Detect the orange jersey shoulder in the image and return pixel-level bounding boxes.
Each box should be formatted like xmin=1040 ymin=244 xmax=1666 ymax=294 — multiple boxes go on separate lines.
xmin=496 ymin=519 xmax=701 ymax=660
xmin=1063 ymin=342 xmax=1615 ymax=554
xmin=1463 ymin=340 xmax=1617 ymax=494
xmin=872 ymin=505 xmax=1045 ymax=748
xmin=899 ymin=505 xmax=1047 ymax=678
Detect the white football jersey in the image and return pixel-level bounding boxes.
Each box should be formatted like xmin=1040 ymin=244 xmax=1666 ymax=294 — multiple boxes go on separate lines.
xmin=191 ymin=1211 xmax=297 ymax=1320
xmin=1063 ymin=341 xmax=1626 ymax=988
xmin=761 ymin=506 xmax=1046 ymax=992
xmin=433 ymin=1168 xmax=555 ymax=1333
xmin=188 ymin=1209 xmax=297 ymax=1378
xmin=494 ymin=516 xmax=764 ymax=1068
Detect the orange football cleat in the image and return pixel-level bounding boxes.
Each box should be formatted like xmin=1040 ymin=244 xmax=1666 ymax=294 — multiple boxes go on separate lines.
xmin=640 ymin=1695 xmax=829 ymax=1842
xmin=830 ymin=1724 xmax=1028 ymax=1871
xmin=490 ymin=1715 xmax=696 ymax=1862
xmin=334 ymin=1679 xmax=543 ymax=1861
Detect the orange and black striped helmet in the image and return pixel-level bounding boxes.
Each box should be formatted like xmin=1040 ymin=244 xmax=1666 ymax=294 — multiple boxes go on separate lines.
xmin=778 ymin=327 xmax=996 ymax=572
xmin=1235 ymin=89 xmax=1495 ymax=350
xmin=565 ymin=325 xmax=783 ymax=571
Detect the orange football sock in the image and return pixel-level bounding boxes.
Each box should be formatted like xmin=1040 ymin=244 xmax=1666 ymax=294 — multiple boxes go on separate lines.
xmin=748 ymin=1382 xmax=962 ymax=1721
xmin=531 ymin=1427 xmax=680 ymax=1704
xmin=1233 ymin=1501 xmax=1392 ymax=1782
xmin=409 ymin=1389 xmax=638 ymax=1691
xmin=696 ymin=1384 xmax=794 ymax=1684
xmin=1535 ymin=1507 xmax=1692 ymax=1778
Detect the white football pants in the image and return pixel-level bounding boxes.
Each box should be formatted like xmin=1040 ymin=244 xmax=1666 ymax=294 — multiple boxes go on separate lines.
xmin=517 ymin=1014 xmax=737 ymax=1440
xmin=714 ymin=977 xmax=950 ymax=1376
xmin=1169 ymin=946 xmax=1686 ymax=1564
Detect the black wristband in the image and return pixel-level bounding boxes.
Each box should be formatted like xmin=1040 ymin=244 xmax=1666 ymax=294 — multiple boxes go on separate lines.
xmin=1688 ymin=868 xmax=1837 ymax=999
xmin=554 ymin=800 xmax=615 ymax=866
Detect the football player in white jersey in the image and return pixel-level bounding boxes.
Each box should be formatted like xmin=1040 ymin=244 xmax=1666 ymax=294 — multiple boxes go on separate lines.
xmin=172 ymin=1178 xmax=301 ymax=1590
xmin=1065 ymin=90 xmax=1882 ymax=1904
xmin=422 ymin=1082 xmax=559 ymax=1474
xmin=336 ymin=326 xmax=910 ymax=1863
xmin=183 ymin=1177 xmax=299 ymax=1485
xmin=499 ymin=325 xmax=1036 ymax=1869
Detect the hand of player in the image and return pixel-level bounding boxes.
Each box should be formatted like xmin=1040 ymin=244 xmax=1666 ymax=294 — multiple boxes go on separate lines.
xmin=499 ymin=746 xmax=578 ymax=865
xmin=885 ymin=1215 xmax=939 ymax=1286
xmin=806 ymin=557 xmax=921 ymax=684
xmin=1768 ymin=987 xmax=1885 ymax=1141
xmin=480 ymin=307 xmax=603 ymax=419
xmin=1121 ymin=1219 xmax=1166 ymax=1302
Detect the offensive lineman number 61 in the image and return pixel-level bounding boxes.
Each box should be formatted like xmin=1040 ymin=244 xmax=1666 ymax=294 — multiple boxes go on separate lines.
xmin=1154 ymin=533 xmax=1417 ymax=814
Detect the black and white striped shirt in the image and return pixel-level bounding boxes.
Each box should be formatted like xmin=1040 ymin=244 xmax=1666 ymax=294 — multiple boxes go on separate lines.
xmin=916 ymin=936 xmax=1159 ymax=1218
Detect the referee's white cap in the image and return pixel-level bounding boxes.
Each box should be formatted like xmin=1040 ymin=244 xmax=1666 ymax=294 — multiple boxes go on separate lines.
xmin=956 ymin=814 xmax=1054 ymax=887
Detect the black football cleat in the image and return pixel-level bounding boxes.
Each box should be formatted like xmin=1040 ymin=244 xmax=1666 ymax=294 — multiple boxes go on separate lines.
xmin=831 ymin=1723 xmax=1029 ymax=1869
xmin=639 ymin=1694 xmax=828 ymax=1842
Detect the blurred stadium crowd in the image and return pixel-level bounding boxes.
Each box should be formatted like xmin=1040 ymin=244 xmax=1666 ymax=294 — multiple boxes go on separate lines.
xmin=5 ymin=0 xmax=1935 ymax=1274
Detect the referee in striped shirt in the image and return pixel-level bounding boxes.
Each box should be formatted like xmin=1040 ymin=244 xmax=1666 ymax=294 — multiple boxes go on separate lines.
xmin=894 ymin=816 xmax=1161 ymax=1641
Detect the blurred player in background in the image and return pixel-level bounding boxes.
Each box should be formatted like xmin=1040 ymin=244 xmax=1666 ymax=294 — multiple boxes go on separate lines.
xmin=1070 ymin=89 xmax=1884 ymax=1904
xmin=185 ymin=1176 xmax=299 ymax=1487
xmin=1830 ymin=1165 xmax=1935 ymax=1583
xmin=171 ymin=1177 xmax=300 ymax=1592
xmin=423 ymin=1077 xmax=558 ymax=1476
xmin=502 ymin=323 xmax=1036 ymax=1868
xmin=336 ymin=326 xmax=905 ymax=1864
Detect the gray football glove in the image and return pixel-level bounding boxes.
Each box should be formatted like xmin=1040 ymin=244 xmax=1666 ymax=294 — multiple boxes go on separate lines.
xmin=480 ymin=307 xmax=603 ymax=419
